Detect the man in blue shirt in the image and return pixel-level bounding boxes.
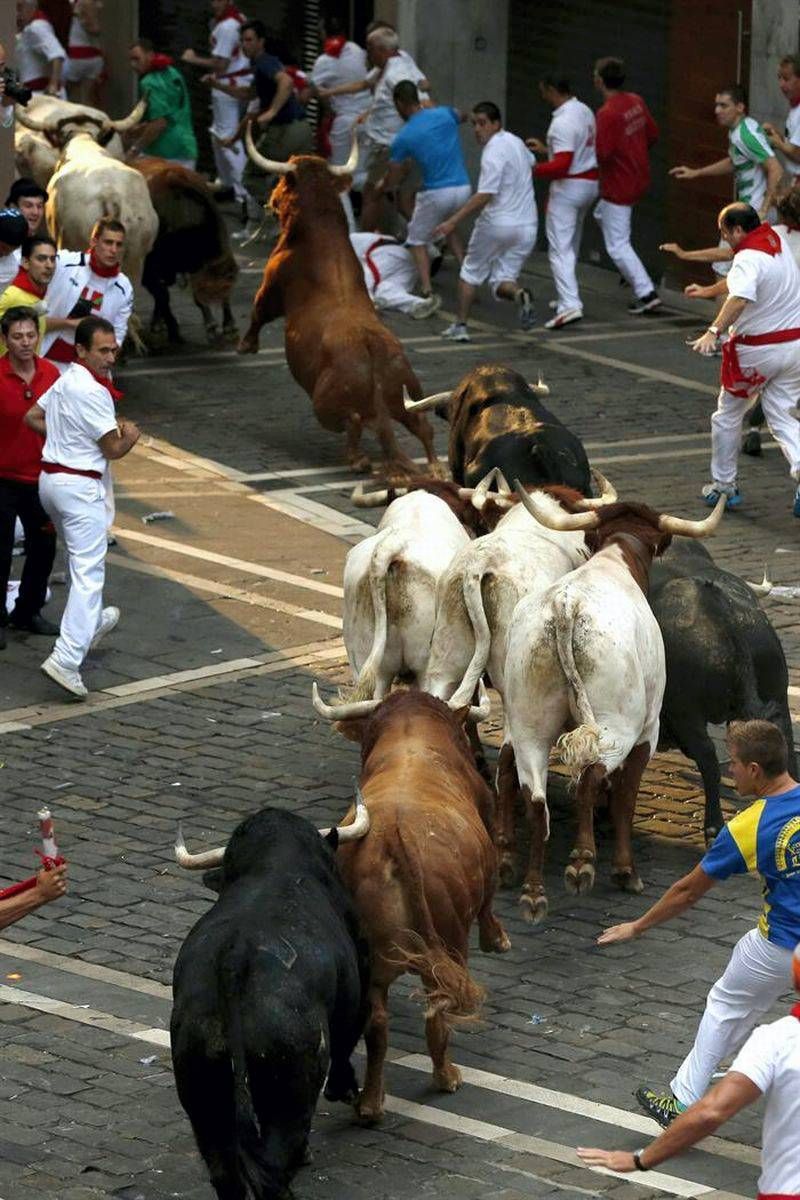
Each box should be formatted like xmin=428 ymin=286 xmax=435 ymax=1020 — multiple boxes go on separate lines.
xmin=381 ymin=80 xmax=471 ymax=299
xmin=596 ymin=719 xmax=800 ymax=1127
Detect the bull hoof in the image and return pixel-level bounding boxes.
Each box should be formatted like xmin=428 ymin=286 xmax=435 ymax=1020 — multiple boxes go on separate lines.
xmin=222 ymin=324 xmax=239 ymax=343
xmin=564 ymin=860 xmax=596 ymax=895
xmin=612 ymin=868 xmax=644 ymax=894
xmin=498 ymin=853 xmax=516 ymax=888
xmin=742 ymin=430 xmax=762 ymax=456
xmin=519 ymin=892 xmax=548 ymax=925
xmin=236 ymin=336 xmax=259 ymax=355
xmin=355 ymin=1093 xmax=384 ymax=1125
xmin=348 ymin=454 xmax=372 ymax=474
xmin=382 ymin=459 xmax=419 ymax=483
xmin=433 ymin=1064 xmax=462 ymax=1094
xmin=480 ymin=923 xmax=511 ymax=953
xmin=425 ymin=459 xmax=449 ymax=480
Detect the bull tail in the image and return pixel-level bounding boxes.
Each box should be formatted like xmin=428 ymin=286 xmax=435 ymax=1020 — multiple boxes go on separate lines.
xmin=553 ymin=594 xmax=602 ymax=773
xmin=389 ymin=829 xmax=484 ymax=1028
xmin=448 ymin=565 xmax=491 ymax=709
xmin=351 ymin=528 xmax=403 ymax=701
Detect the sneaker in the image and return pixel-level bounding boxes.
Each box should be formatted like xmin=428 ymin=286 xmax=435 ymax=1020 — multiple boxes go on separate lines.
xmin=701 ymin=482 xmax=742 ymax=510
xmin=794 ymin=485 xmax=800 ymax=518
xmin=90 ymin=606 xmax=120 ymax=649
xmin=41 ymin=655 xmax=87 ymax=700
xmin=411 ymin=294 xmax=442 ymax=320
xmin=517 ymin=287 xmax=535 ymax=331
xmin=635 ymin=1086 xmax=686 ymax=1128
xmin=544 ymin=307 xmax=583 ymax=330
xmin=628 ymin=290 xmax=662 ymax=314
xmin=441 ymin=322 xmax=471 ymax=342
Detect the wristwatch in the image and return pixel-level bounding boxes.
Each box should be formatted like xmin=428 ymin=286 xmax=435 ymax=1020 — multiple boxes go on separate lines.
xmin=707 ymin=325 xmax=720 ymax=337
xmin=633 ymin=1149 xmax=649 ymax=1171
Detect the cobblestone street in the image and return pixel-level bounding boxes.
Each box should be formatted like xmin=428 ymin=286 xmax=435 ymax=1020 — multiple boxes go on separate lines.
xmin=0 ymin=243 xmax=797 ymax=1200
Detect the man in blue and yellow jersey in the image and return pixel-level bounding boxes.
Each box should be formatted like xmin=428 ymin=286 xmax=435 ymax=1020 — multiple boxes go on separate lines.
xmin=595 ymin=719 xmax=799 ymax=1127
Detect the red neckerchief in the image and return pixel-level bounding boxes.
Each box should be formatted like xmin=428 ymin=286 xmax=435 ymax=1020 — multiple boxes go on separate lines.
xmin=27 ymin=9 xmax=49 ymax=21
xmin=142 ymin=53 xmax=174 ymax=74
xmin=79 ymin=362 xmax=124 ymax=404
xmin=10 ymin=267 xmax=46 ymax=300
xmin=792 ymin=1002 xmax=800 ymax=1018
xmin=88 ymin=249 xmax=120 ymax=278
xmin=324 ymin=36 xmax=346 ymax=58
xmin=735 ymin=224 xmax=782 ymax=256
xmin=790 ymin=95 xmax=800 ymax=109
xmin=220 ymin=4 xmax=245 ymax=20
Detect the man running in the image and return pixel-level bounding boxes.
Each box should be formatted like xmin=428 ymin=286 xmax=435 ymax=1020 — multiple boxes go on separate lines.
xmin=763 ymin=54 xmax=800 ymax=183
xmin=596 ymin=719 xmax=799 ymax=1128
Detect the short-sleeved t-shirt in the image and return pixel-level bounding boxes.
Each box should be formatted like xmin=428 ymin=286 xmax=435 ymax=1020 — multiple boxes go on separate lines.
xmin=139 ymin=66 xmax=198 ymax=161
xmin=730 ymin=1015 xmax=800 ymax=1196
xmin=475 ymin=129 xmax=536 ymax=228
xmin=728 ymin=116 xmax=774 ymax=210
xmin=726 ymin=233 xmax=800 ymax=335
xmin=547 ymin=96 xmax=597 ymax=176
xmin=310 ymin=42 xmax=370 ymax=123
xmin=252 ymin=53 xmax=303 ymax=125
xmin=701 ymin=786 xmax=800 ymax=949
xmin=389 ymin=107 xmax=469 ymax=191
xmin=783 ymin=104 xmax=800 ymax=178
xmin=39 ymin=362 xmax=118 ymax=474
xmin=365 ymin=52 xmax=427 ymax=145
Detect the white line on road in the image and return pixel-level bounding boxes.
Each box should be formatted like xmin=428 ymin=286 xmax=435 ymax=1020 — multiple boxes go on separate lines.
xmin=542 ymin=341 xmax=718 ymax=396
xmin=0 ymin=983 xmax=170 ymax=1047
xmin=0 ymin=939 xmax=171 ymax=999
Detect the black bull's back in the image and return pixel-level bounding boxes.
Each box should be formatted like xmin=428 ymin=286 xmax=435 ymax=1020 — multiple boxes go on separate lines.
xmin=171 ymin=809 xmax=369 ymax=1200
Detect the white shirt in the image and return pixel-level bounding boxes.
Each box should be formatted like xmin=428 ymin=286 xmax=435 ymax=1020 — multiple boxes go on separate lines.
xmin=475 ymin=129 xmax=536 ymax=228
xmin=210 ymin=15 xmax=250 ymax=82
xmin=16 ymin=17 xmax=65 ymax=87
xmin=349 ymin=232 xmax=410 ymax=294
xmin=547 ymin=96 xmax=597 ymax=176
xmin=784 ymin=104 xmax=800 ymax=178
xmin=728 ymin=231 xmax=800 ymax=336
xmin=0 ymin=251 xmax=18 ymax=290
xmin=730 ymin=1014 xmax=800 ymax=1197
xmin=39 ymin=362 xmax=117 ymax=474
xmin=311 ymin=41 xmax=371 ymax=123
xmin=772 ymin=223 xmax=800 ymax=268
xmin=68 ymin=12 xmax=100 ymax=53
xmin=365 ymin=52 xmax=427 ymax=145
xmin=41 ymin=253 xmax=133 ymax=359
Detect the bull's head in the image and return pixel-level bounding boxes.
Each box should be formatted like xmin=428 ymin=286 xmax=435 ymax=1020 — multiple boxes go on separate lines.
xmin=312 ymin=679 xmax=491 ymax=725
xmin=402 ymin=374 xmax=550 ymax=416
xmin=513 ymin=481 xmax=726 ymax=538
xmin=174 ymin=789 xmax=371 ymax=871
xmin=15 ymin=98 xmax=146 ymax=147
xmin=245 ymin=122 xmax=359 ymax=180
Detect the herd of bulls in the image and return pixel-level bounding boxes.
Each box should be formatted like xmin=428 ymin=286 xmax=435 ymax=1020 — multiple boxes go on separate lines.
xmin=170 ymin=365 xmax=795 ymax=1199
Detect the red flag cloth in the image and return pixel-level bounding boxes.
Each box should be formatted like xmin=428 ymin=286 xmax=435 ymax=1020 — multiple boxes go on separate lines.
xmin=324 ymin=36 xmax=347 ymax=57
xmin=721 ymin=339 xmax=767 ymax=398
xmin=735 ymin=224 xmax=782 ymax=256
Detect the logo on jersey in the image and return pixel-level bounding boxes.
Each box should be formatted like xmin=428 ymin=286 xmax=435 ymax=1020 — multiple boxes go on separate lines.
xmin=80 ymin=287 xmax=104 ymax=311
xmin=775 ymin=814 xmax=800 ymax=873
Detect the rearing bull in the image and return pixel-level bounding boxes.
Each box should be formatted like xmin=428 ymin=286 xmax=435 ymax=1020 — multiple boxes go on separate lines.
xmin=238 ymin=130 xmax=441 ymax=480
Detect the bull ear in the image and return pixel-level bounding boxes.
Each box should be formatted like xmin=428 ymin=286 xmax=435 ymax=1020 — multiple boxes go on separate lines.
xmin=334 ymin=717 xmax=365 ymax=743
xmin=324 ymin=828 xmax=340 ymax=850
xmin=201 ymin=867 xmax=224 ymax=894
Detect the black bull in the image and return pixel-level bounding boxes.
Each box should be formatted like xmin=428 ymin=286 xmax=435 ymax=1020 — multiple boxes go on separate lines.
xmin=171 ymin=809 xmax=369 ymax=1200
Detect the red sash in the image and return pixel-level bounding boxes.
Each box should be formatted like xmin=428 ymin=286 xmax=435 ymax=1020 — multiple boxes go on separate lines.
xmin=68 ymin=46 xmax=102 ymax=59
xmin=364 ymin=238 xmax=395 ymax=288
xmin=41 ymin=462 xmax=102 ymax=480
xmin=721 ymin=328 xmax=800 ymax=398
xmin=23 ymin=76 xmax=51 ymax=90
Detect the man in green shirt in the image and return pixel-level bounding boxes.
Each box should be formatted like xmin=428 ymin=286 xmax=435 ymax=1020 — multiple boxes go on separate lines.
xmin=128 ymin=38 xmax=198 ymax=170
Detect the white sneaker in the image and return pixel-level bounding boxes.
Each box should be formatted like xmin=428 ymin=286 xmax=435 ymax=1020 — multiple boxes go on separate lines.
xmin=441 ymin=322 xmax=471 ymax=342
xmin=91 ymin=606 xmax=120 ymax=649
xmin=41 ymin=655 xmax=87 ymax=700
xmin=544 ymin=307 xmax=583 ymax=330
xmin=411 ymin=294 xmax=442 ymax=320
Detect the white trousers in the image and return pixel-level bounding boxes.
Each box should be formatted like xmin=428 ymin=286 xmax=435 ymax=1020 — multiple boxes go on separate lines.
xmin=372 ymin=246 xmax=422 ymax=315
xmin=406 ymin=184 xmax=471 ymax=245
xmin=546 ymin=177 xmax=599 ymax=314
xmin=211 ymin=90 xmax=246 ymax=200
xmin=710 ymin=341 xmax=800 ymax=487
xmin=593 ymin=199 xmax=654 ymax=299
xmin=39 ymin=472 xmax=108 ymax=673
xmin=671 ymin=928 xmax=794 ymax=1106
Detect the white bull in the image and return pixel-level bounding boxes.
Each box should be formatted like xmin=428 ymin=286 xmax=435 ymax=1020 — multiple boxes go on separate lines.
xmin=502 ymin=488 xmax=725 ymax=925
xmin=46 ymin=133 xmax=158 ymax=282
xmin=14 ymin=95 xmax=143 ymax=187
xmin=338 ymin=488 xmax=475 ymax=705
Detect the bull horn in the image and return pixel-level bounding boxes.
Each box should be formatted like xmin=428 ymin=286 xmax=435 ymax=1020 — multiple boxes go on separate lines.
xmin=174 ymin=823 xmax=227 ymax=870
xmin=327 ymin=131 xmax=359 ymax=177
xmin=403 ymin=384 xmax=451 ymax=413
xmin=493 ymin=469 xmax=512 ymax=495
xmin=245 ymin=121 xmax=293 ymax=174
xmin=103 ymin=98 xmax=147 ymax=133
xmin=657 ymin=494 xmax=725 ymax=538
xmin=312 ymin=680 xmax=382 ymax=721
xmin=529 ymin=373 xmax=550 ymax=396
xmin=515 ymin=479 xmax=599 ymax=530
xmin=746 ymin=566 xmax=772 ymax=597
xmin=14 ymin=105 xmax=51 ymax=133
xmin=318 ymin=786 xmax=371 ymax=841
xmin=351 ymin=481 xmax=404 ymax=507
xmin=574 ymin=468 xmax=618 ymax=510
xmin=468 ymin=467 xmax=499 ymax=511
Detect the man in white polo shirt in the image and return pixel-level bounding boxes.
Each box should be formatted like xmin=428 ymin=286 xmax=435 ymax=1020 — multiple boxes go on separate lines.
xmin=434 ymin=101 xmax=536 ymax=342
xmin=763 ymin=54 xmax=800 ymax=182
xmin=24 ymin=316 xmax=140 ymax=699
xmin=527 ymin=75 xmax=598 ymax=329
xmin=577 ymin=939 xmax=800 ymax=1195
xmin=16 ymin=0 xmax=66 ymax=97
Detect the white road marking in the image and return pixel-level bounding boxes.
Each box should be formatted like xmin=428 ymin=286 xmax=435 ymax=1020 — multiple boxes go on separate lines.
xmin=557 ymin=326 xmax=696 ymax=344
xmin=110 ymin=528 xmax=344 ymax=598
xmin=0 ymin=983 xmax=170 ymax=1047
xmin=250 ymin=490 xmax=375 ymax=538
xmin=541 ymin=341 xmax=718 ymax=396
xmin=0 ymin=939 xmax=171 ymax=999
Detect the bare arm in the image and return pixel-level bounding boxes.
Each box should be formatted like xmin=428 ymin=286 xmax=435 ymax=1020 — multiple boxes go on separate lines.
xmin=433 ymin=191 xmax=491 ymax=239
xmin=761 ymin=155 xmax=783 ymax=217
xmin=685 ymin=278 xmax=730 ymax=299
xmin=257 ymin=72 xmax=293 ymax=125
xmin=23 ymin=403 xmax=47 ymax=435
xmin=182 ymin=49 xmax=229 ymax=73
xmin=319 ymin=77 xmax=371 ymax=98
xmin=206 ymin=78 xmax=254 ymax=100
xmin=0 ymin=866 xmax=67 ymax=931
xmin=690 ymin=294 xmax=748 ymax=355
xmin=129 ymin=117 xmax=168 ymax=151
xmin=45 ymin=316 xmax=81 ymax=333
xmin=670 ymin=157 xmax=733 ymax=181
xmin=763 ymin=122 xmax=800 ymax=164
xmin=98 ymin=418 xmax=140 ymax=461
xmin=660 ymin=242 xmax=734 ymax=264
xmin=597 ymin=864 xmax=715 ymax=944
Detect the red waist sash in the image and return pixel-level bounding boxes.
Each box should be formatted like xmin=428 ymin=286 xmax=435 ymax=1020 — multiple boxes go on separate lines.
xmin=68 ymin=46 xmax=102 ymax=59
xmin=41 ymin=462 xmax=102 ymax=480
xmin=721 ymin=327 xmax=800 ymax=398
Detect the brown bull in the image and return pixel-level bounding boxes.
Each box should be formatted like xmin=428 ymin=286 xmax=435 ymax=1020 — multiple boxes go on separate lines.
xmin=312 ymin=686 xmax=510 ymax=1122
xmin=238 ymin=138 xmax=441 ymax=479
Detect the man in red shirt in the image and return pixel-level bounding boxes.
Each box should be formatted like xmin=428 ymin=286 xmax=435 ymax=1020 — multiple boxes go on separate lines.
xmin=593 ymin=57 xmax=660 ymax=314
xmin=0 ymin=307 xmax=60 ymax=650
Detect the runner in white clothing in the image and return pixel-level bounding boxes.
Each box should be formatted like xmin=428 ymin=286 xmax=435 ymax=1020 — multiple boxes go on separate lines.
xmin=63 ymin=0 xmax=104 ymax=104
xmin=309 ymin=18 xmax=371 ymax=231
xmin=577 ymin=941 xmax=800 ymax=1191
xmin=15 ymin=0 xmax=65 ymax=97
xmin=434 ymin=101 xmax=537 ymax=342
xmin=24 ymin=317 xmax=139 ymax=700
xmin=527 ymin=76 xmax=598 ymax=329
xmin=763 ymin=54 xmax=800 ymax=182
xmin=350 ymin=232 xmax=438 ymax=318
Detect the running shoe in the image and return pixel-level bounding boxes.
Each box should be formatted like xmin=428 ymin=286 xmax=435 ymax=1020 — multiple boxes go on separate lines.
xmin=41 ymin=655 xmax=87 ymax=700
xmin=517 ymin=287 xmax=535 ymax=330
xmin=544 ymin=307 xmax=582 ymax=330
xmin=628 ymin=290 xmax=662 ymax=314
xmin=701 ymin=482 xmax=742 ymax=510
xmin=411 ymin=294 xmax=442 ymax=320
xmin=635 ymin=1086 xmax=686 ymax=1128
xmin=441 ymin=322 xmax=471 ymax=342
xmin=90 ymin=606 xmax=120 ymax=649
